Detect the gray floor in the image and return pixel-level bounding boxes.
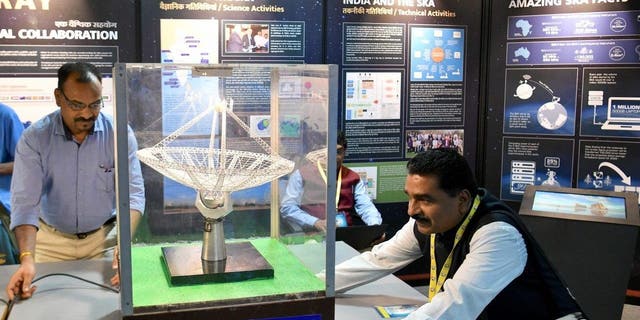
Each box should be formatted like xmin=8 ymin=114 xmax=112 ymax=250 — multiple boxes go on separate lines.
xmin=413 ymin=286 xmax=640 ymax=319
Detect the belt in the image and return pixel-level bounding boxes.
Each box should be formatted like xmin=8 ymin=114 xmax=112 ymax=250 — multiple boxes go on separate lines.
xmin=74 ymin=216 xmax=117 ymax=239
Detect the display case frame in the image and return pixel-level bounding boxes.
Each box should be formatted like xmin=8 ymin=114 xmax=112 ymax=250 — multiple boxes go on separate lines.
xmin=113 ymin=63 xmax=338 ymax=319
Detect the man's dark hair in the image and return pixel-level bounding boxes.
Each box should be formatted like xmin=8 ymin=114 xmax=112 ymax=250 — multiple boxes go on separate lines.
xmin=57 ymin=62 xmax=102 ymax=89
xmin=337 ymin=131 xmax=347 ymax=149
xmin=406 ymin=148 xmax=477 ymax=198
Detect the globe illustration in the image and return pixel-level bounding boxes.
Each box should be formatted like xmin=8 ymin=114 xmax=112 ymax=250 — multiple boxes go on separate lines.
xmin=537 ymin=101 xmax=567 ymax=130
xmin=257 ymin=118 xmax=270 ymax=130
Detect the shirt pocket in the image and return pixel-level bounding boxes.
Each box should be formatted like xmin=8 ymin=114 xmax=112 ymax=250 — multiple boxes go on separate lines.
xmin=96 ymin=166 xmax=115 ymax=192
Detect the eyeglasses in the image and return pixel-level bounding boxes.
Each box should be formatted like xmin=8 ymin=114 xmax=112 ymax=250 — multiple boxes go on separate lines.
xmin=59 ymin=89 xmax=104 ymax=111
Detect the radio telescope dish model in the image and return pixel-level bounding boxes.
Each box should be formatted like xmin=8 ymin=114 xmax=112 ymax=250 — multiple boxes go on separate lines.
xmin=304 ymin=147 xmax=328 ymax=165
xmin=137 ymin=98 xmax=294 ymax=285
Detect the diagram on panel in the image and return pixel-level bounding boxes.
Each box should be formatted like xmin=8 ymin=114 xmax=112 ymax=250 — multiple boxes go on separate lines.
xmin=513 ymin=74 xmax=567 ymax=130
xmin=587 ymin=92 xmax=640 ymax=131
xmin=510 ymin=160 xmax=536 ymax=195
xmin=344 ymin=71 xmax=401 ymax=120
xmin=501 ymin=137 xmax=573 ymax=202
xmin=578 ymin=141 xmax=640 ymax=204
xmin=580 ymin=68 xmax=640 ymax=138
xmin=584 ymin=161 xmax=629 ymax=189
xmin=409 ymin=26 xmax=465 ymax=82
xmin=504 ymin=68 xmax=577 ymax=136
xmin=508 ymin=157 xmax=565 ymax=195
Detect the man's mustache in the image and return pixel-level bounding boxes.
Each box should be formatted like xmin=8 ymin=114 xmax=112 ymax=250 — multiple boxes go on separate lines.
xmin=74 ymin=116 xmax=96 ymax=123
xmin=411 ymin=214 xmax=430 ymax=224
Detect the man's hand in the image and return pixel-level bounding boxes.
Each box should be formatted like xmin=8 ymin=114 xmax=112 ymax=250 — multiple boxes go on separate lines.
xmin=111 ymin=246 xmax=120 ymax=286
xmin=370 ymin=232 xmax=387 ymax=246
xmin=110 ymin=209 xmax=141 ymax=287
xmin=5 ymin=255 xmax=37 ymax=300
xmin=314 ymin=219 xmax=327 ymax=232
xmin=7 ymin=225 xmax=38 ymax=300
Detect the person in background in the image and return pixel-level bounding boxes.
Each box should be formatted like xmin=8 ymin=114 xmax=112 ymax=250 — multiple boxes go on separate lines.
xmin=0 ymin=102 xmax=25 ymax=265
xmin=324 ymin=148 xmax=584 ymax=319
xmin=253 ymin=30 xmax=269 ymax=52
xmin=5 ymin=62 xmax=145 ymax=300
xmin=241 ymin=25 xmax=254 ymax=52
xmin=281 ymin=131 xmax=382 ymax=233
xmin=226 ymin=24 xmax=244 ymax=53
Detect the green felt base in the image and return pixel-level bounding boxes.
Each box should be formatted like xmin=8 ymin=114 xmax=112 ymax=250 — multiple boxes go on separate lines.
xmin=131 ymin=238 xmax=326 ymax=309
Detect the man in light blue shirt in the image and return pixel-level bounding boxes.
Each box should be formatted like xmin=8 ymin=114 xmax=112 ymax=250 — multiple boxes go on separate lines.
xmin=5 ymin=62 xmax=145 ymax=300
xmin=0 ymin=102 xmax=25 ymax=265
xmin=280 ymin=132 xmax=382 ymax=232
xmin=0 ymin=103 xmax=24 ymax=212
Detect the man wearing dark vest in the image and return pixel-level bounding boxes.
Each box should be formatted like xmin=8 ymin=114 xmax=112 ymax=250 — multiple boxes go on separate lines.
xmin=281 ymin=131 xmax=382 ymax=232
xmin=328 ymin=148 xmax=585 ymax=319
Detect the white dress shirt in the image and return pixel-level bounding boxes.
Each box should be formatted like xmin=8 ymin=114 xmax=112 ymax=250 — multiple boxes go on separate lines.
xmin=332 ymin=218 xmax=527 ymax=319
xmin=280 ymin=168 xmax=382 ymax=229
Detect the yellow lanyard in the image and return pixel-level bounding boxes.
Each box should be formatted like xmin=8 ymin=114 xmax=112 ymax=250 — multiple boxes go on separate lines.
xmin=428 ymin=195 xmax=481 ymax=301
xmin=317 ymin=161 xmax=342 ymax=209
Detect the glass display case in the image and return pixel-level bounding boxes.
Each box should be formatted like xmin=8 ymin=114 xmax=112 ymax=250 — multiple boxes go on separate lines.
xmin=113 ymin=63 xmax=338 ymax=319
